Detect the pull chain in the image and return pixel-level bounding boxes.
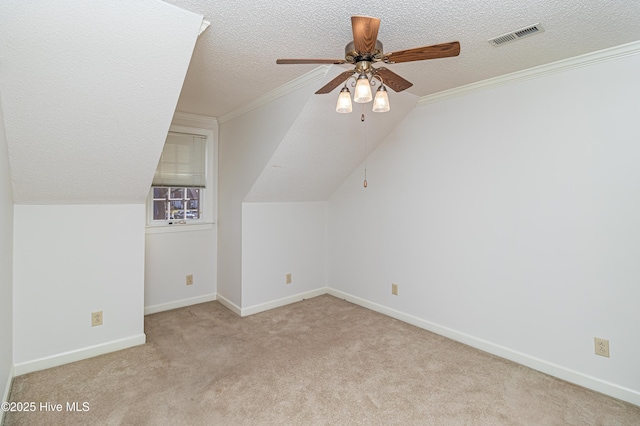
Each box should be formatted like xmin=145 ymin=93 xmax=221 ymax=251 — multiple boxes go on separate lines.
xmin=362 ymin=109 xmax=367 ymax=188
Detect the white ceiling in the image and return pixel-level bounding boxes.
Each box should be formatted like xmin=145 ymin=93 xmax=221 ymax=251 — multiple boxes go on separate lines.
xmin=245 ymin=67 xmax=419 ymax=202
xmin=0 ymin=0 xmax=202 ymax=204
xmin=2 ymin=1 xmax=639 ymax=205
xmin=163 ymin=0 xmax=640 ymax=118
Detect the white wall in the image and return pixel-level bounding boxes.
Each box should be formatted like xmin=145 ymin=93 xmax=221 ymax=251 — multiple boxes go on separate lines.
xmin=2 ymin=0 xmax=203 ymax=374
xmin=0 ymin=98 xmax=14 ymax=413
xmin=144 ymin=114 xmax=218 ymax=313
xmin=242 ymin=202 xmax=327 ymax=311
xmin=218 ymin=83 xmax=318 ymax=308
xmin=13 ymin=204 xmax=146 ymax=372
xmin=145 ymin=229 xmax=216 ymax=312
xmin=328 ymin=52 xmax=640 ymax=403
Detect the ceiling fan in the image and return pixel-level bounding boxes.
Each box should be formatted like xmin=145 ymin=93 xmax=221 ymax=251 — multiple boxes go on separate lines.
xmin=276 ymin=16 xmax=460 ymax=112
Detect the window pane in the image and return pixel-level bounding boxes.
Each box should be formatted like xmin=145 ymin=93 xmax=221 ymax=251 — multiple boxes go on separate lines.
xmin=150 ymin=186 xmax=202 ymax=223
xmin=186 ymin=188 xmax=200 ymax=199
xmin=169 ymin=200 xmax=183 ymax=219
xmin=153 ymin=200 xmax=167 ymax=220
xmin=187 ymin=200 xmax=199 ymax=219
xmin=153 ymin=187 xmax=168 ymax=199
xmin=170 ymin=188 xmax=184 ymax=199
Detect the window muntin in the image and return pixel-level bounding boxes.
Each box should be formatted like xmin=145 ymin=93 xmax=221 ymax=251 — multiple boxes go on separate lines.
xmin=147 ymin=124 xmax=215 ymax=229
xmin=152 ymin=187 xmax=200 ymax=221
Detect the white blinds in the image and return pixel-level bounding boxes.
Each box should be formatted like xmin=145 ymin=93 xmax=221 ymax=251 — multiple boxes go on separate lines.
xmin=152 ymin=132 xmax=207 ymax=188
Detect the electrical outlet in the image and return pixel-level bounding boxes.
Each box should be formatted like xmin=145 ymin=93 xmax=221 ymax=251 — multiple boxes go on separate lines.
xmin=594 ymin=337 xmax=610 ymax=358
xmin=391 ymin=283 xmax=398 ymax=296
xmin=91 ymin=311 xmax=103 ymax=327
xmin=186 ymin=274 xmax=193 ymax=286
xmin=286 ymin=273 xmax=292 ymax=284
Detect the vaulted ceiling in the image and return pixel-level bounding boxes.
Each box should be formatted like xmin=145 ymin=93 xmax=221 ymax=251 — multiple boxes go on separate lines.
xmin=163 ymin=0 xmax=640 ymax=118
xmin=2 ymin=1 xmax=639 ymax=205
xmin=245 ymin=67 xmax=419 ymax=202
xmin=0 ymin=0 xmax=203 ymax=204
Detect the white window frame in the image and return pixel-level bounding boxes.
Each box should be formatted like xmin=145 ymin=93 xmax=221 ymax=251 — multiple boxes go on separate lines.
xmin=146 ymin=124 xmax=216 ymax=234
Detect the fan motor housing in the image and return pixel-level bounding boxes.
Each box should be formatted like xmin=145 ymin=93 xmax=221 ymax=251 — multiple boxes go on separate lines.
xmin=345 ymin=40 xmax=384 ymax=63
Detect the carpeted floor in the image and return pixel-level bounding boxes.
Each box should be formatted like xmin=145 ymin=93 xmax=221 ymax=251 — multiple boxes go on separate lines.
xmin=4 ymin=295 xmax=640 ymax=425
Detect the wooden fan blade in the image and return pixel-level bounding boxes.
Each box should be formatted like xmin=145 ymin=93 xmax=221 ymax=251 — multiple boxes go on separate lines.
xmin=277 ymin=58 xmax=347 ymax=65
xmin=351 ymin=16 xmax=380 ymax=54
xmin=383 ymin=41 xmax=460 ymax=64
xmin=375 ymin=68 xmax=413 ymax=92
xmin=315 ymin=70 xmax=355 ymax=94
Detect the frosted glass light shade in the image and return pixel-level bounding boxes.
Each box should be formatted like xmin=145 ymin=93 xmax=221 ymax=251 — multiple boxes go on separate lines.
xmin=336 ymin=87 xmax=352 ymax=113
xmin=372 ymin=85 xmax=390 ymax=113
xmin=354 ymin=74 xmax=372 ymax=103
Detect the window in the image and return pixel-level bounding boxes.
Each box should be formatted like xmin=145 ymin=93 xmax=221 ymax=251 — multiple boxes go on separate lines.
xmin=147 ymin=125 xmax=216 ymax=230
xmin=152 ymin=187 xmax=201 ymax=220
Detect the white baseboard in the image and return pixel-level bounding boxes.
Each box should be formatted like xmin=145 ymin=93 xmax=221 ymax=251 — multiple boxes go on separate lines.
xmin=13 ymin=334 xmax=146 ymax=377
xmin=1 ymin=364 xmax=14 ymax=424
xmin=144 ymin=293 xmax=217 ymax=315
xmin=326 ymin=288 xmax=640 ymax=407
xmin=241 ymin=288 xmax=328 ymax=317
xmin=216 ymin=293 xmax=242 ymax=316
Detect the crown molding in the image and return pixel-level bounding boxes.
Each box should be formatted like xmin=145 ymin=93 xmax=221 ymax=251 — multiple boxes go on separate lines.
xmin=199 ymin=20 xmax=210 ymax=36
xmin=419 ymin=40 xmax=640 ymax=106
xmin=218 ymin=66 xmax=330 ymax=123
xmin=172 ymin=111 xmax=218 ymax=126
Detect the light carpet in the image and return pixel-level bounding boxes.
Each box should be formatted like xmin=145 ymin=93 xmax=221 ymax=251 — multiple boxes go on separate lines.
xmin=5 ymin=295 xmax=640 ymax=425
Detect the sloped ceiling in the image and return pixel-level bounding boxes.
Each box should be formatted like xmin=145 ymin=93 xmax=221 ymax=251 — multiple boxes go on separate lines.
xmin=0 ymin=0 xmax=203 ymax=204
xmin=162 ymin=0 xmax=640 ymax=118
xmin=245 ymin=67 xmax=418 ymax=202
xmin=169 ymin=0 xmax=638 ymax=205
xmin=4 ymin=1 xmax=639 ymax=205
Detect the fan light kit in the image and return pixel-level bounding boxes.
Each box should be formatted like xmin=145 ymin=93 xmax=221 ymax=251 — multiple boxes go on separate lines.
xmin=336 ymin=66 xmax=389 ymax=113
xmin=277 ymin=15 xmax=461 ymax=114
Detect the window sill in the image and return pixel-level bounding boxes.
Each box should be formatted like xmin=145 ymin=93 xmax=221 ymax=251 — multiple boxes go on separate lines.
xmin=145 ymin=222 xmax=215 ymax=235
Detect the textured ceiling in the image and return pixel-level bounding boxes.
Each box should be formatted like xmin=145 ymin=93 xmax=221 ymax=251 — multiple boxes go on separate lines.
xmin=163 ymin=0 xmax=640 ymax=118
xmin=0 ymin=0 xmax=202 ymax=204
xmin=3 ymin=1 xmax=639 ymax=205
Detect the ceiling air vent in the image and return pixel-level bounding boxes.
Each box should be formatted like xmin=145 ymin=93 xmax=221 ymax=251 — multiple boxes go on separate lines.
xmin=489 ymin=24 xmax=544 ymax=46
